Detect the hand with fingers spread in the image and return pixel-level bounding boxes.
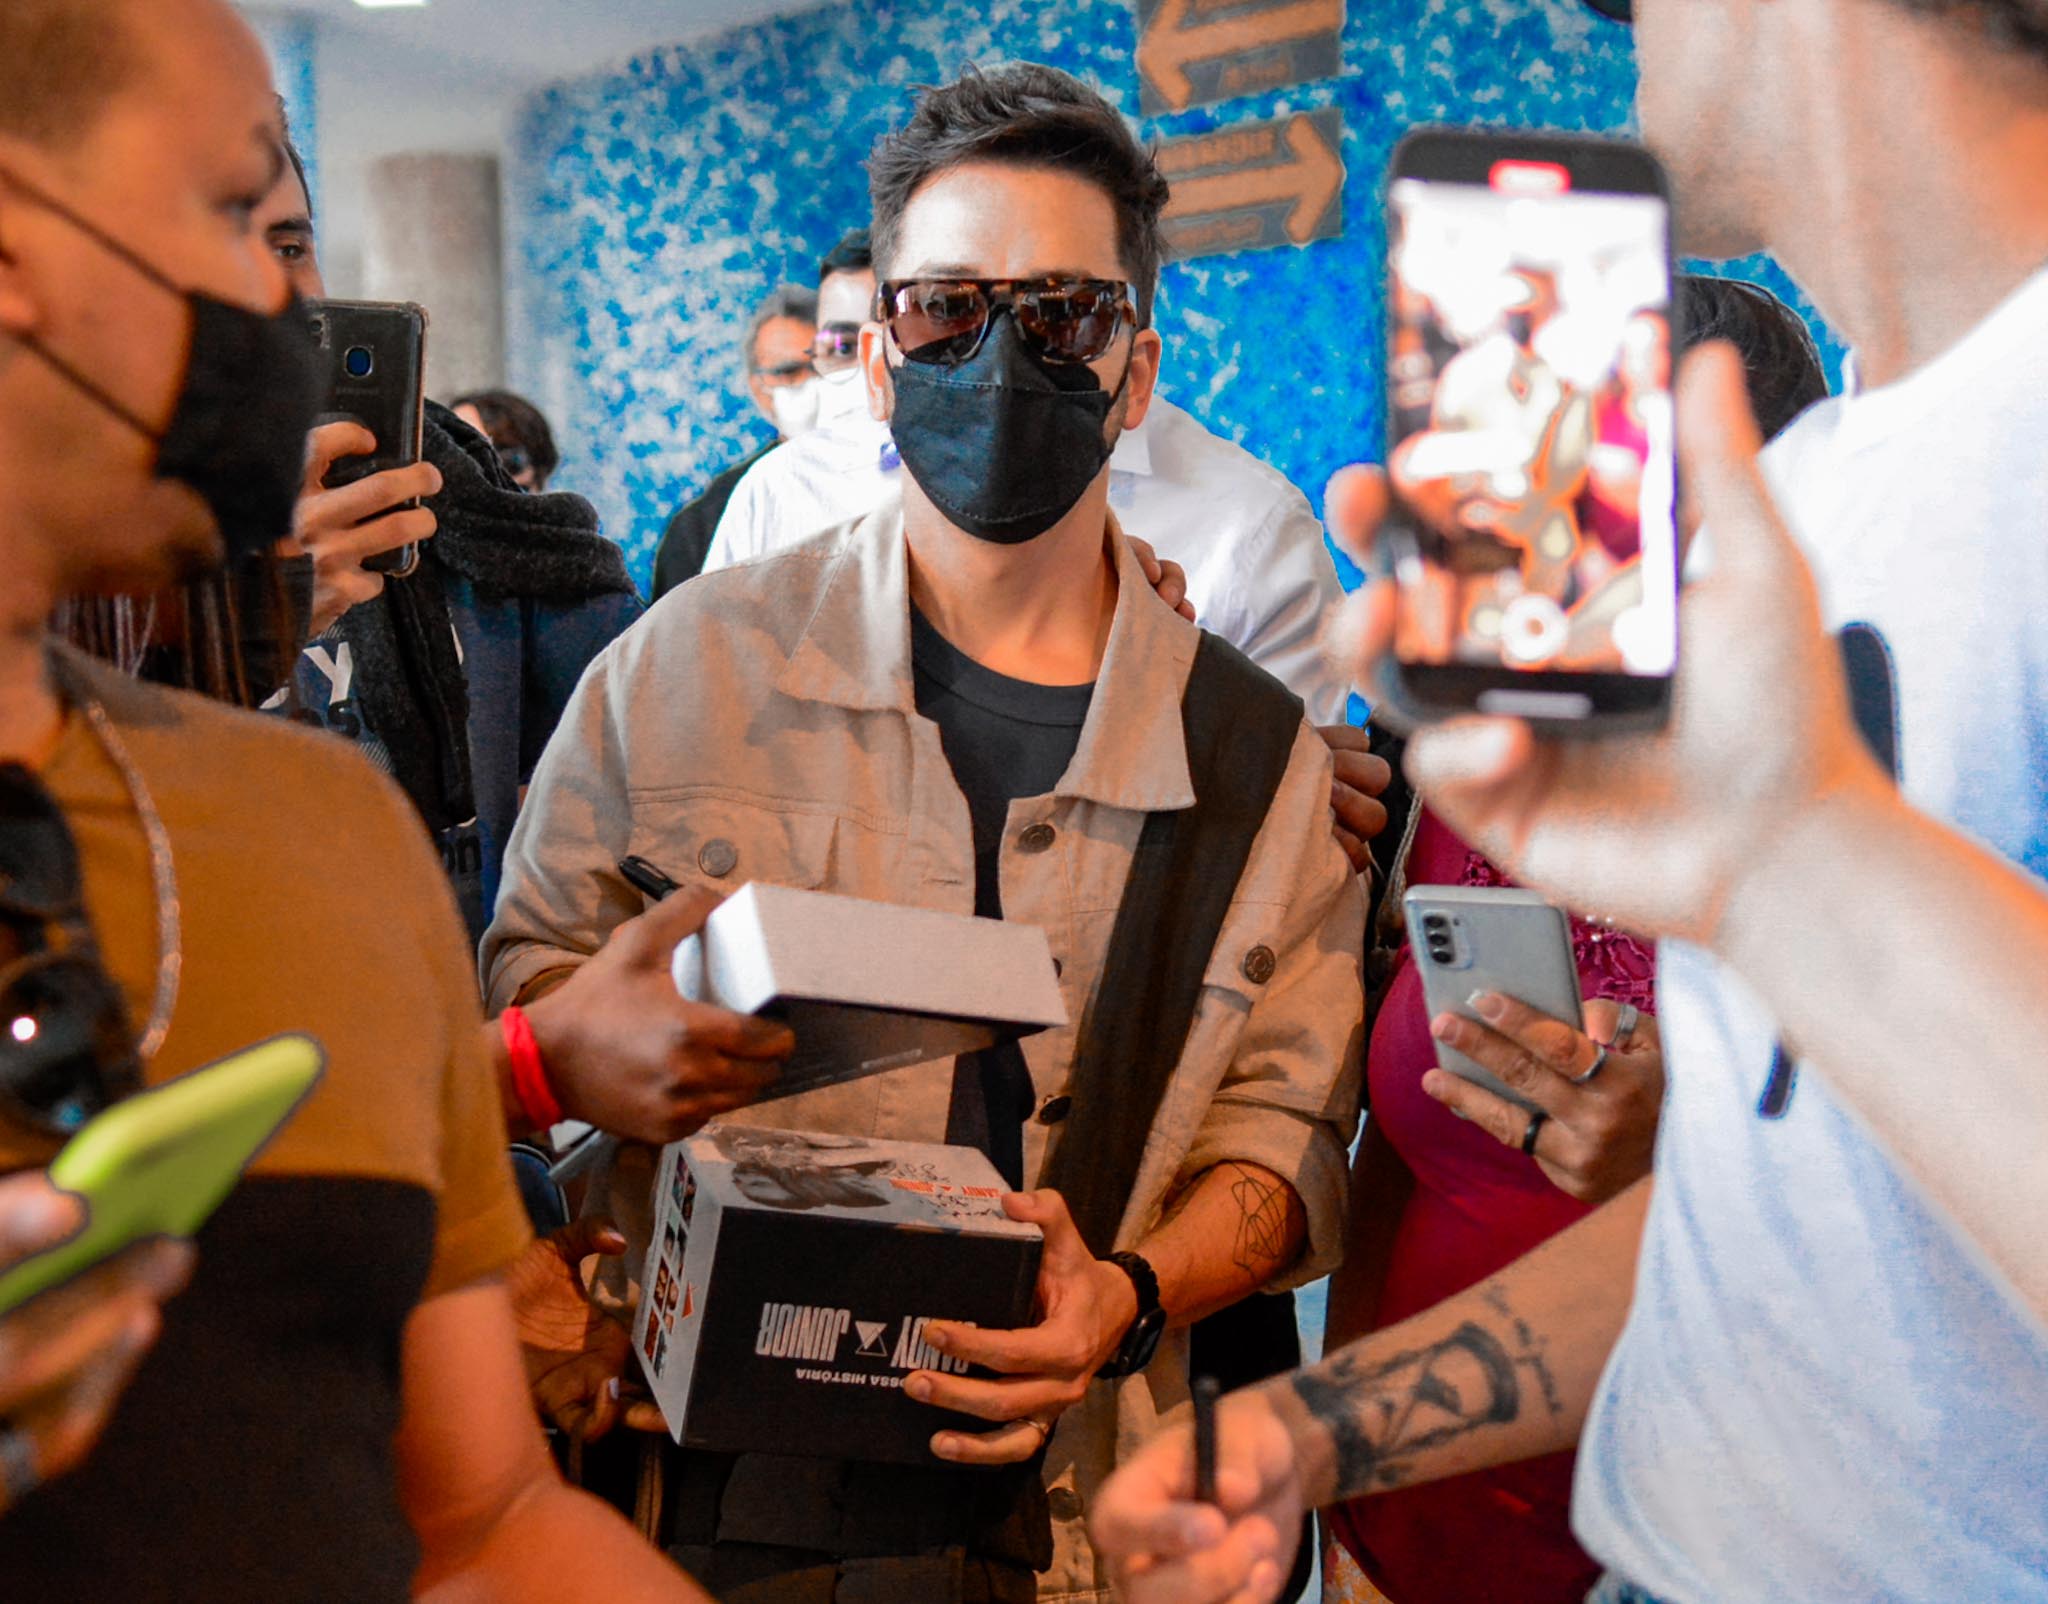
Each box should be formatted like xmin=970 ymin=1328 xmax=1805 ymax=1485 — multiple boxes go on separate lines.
xmin=291 ymin=421 xmax=443 ymax=636
xmin=1091 ymin=1384 xmax=1305 ymax=1604
xmin=1318 ymin=723 xmax=1393 ymax=874
xmin=509 ymin=1216 xmax=664 ymax=1445
xmin=0 ymin=1173 xmax=195 ymax=1517
xmin=905 ymin=1190 xmax=1139 ymax=1466
xmin=520 ymin=888 xmax=796 ymax=1145
xmin=1127 ymin=534 xmax=1198 ymax=623
xmin=1427 ymin=995 xmax=1664 ymax=1204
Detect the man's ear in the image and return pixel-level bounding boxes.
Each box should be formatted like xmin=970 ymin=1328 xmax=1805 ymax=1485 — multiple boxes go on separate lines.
xmin=1119 ymin=326 xmax=1164 ymax=434
xmin=745 ymin=371 xmax=775 ymax=428
xmin=858 ymin=321 xmax=893 ymax=422
xmin=0 ymin=191 xmax=44 ymax=342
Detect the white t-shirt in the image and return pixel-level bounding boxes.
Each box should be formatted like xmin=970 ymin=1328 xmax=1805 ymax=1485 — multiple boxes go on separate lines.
xmin=704 ymin=395 xmax=1351 ymax=724
xmin=1575 ymin=267 xmax=2048 ymax=1601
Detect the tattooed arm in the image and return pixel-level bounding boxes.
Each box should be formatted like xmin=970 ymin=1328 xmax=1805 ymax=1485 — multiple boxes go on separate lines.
xmin=1091 ymin=1179 xmax=1652 ymax=1603
xmin=1142 ymin=1161 xmax=1308 ymax=1328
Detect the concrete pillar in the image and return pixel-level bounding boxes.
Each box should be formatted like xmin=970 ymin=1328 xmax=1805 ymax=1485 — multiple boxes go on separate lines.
xmin=363 ymin=153 xmax=505 ymax=401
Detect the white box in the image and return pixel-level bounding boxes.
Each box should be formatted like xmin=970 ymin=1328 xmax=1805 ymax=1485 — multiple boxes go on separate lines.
xmin=671 ymin=883 xmax=1068 ymax=1100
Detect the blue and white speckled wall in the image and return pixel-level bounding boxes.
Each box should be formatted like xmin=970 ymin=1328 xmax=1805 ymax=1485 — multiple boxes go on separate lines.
xmin=247 ymin=11 xmax=319 ymax=214
xmin=507 ymin=0 xmax=1844 ymax=590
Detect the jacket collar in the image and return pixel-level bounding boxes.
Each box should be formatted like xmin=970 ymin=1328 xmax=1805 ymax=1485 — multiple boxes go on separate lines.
xmin=774 ymin=502 xmax=1196 ymax=814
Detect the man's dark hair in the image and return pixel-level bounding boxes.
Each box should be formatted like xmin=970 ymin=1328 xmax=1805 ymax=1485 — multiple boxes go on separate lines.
xmin=451 ymin=389 xmax=561 ymax=489
xmin=0 ymin=0 xmax=140 ymax=148
xmin=745 ymin=284 xmax=818 ymax=372
xmin=278 ymin=95 xmax=313 ymax=219
xmin=1676 ymin=275 xmax=1831 ymax=441
xmin=819 ymin=227 xmax=872 ymax=285
xmin=868 ymin=63 xmax=1172 ymax=326
xmin=1887 ymin=0 xmax=2048 ymax=62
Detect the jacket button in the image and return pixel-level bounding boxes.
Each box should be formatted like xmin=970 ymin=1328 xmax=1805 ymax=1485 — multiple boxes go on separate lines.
xmin=1046 ymin=1486 xmax=1083 ymax=1521
xmin=698 ymin=839 xmax=739 ymax=878
xmin=1019 ymin=822 xmax=1057 ymax=854
xmin=1036 ymin=1094 xmax=1072 ymax=1126
xmin=1242 ymin=944 xmax=1277 ymax=985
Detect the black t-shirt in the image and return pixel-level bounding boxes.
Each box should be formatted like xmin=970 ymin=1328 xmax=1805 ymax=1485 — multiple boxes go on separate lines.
xmin=910 ymin=606 xmax=1093 ymax=1190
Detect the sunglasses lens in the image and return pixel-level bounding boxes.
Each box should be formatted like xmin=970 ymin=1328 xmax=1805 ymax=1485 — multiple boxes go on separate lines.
xmin=1019 ymin=283 xmax=1129 ymax=364
xmin=889 ymin=282 xmax=991 ymax=365
xmin=0 ymin=955 xmax=136 ymax=1134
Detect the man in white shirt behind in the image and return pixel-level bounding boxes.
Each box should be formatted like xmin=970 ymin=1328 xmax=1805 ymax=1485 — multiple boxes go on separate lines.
xmin=706 ymin=329 xmax=1352 ymax=727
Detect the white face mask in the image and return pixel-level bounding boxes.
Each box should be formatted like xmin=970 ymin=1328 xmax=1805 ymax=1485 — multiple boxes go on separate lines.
xmin=770 ymin=378 xmax=823 ymax=439
xmin=812 ymin=363 xmax=869 ymax=426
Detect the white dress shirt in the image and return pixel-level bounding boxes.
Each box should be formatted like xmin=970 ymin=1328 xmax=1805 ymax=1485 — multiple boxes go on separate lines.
xmin=703 ymin=393 xmax=1351 ymax=724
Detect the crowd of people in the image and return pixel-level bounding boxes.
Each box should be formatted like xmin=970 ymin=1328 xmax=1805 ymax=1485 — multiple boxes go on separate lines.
xmin=0 ymin=0 xmax=2043 ymax=1602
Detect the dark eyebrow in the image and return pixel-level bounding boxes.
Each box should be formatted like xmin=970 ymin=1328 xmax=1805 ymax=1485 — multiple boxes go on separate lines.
xmin=901 ymin=263 xmax=1104 ymax=283
xmin=267 ymin=215 xmax=313 ymax=236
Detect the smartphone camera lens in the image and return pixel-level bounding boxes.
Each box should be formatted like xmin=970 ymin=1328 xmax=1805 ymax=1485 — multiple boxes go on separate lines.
xmin=343 ymin=346 xmax=375 ymax=379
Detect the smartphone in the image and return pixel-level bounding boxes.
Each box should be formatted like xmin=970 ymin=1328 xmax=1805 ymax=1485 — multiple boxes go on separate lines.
xmin=1381 ymin=129 xmax=1679 ymax=731
xmin=308 ymin=299 xmax=429 ymax=576
xmin=0 ymin=1035 xmax=325 ymax=1316
xmin=1403 ymin=886 xmax=1582 ymax=1114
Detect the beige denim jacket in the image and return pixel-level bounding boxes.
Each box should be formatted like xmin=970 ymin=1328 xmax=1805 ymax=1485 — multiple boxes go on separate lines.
xmin=483 ymin=503 xmax=1365 ymax=1602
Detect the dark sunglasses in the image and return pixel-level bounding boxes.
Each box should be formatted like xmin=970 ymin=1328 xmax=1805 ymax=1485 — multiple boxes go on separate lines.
xmin=0 ymin=765 xmax=143 ymax=1136
xmin=876 ymin=277 xmax=1136 ymax=367
xmin=1584 ymin=0 xmax=1632 ymax=19
xmin=754 ymin=357 xmax=819 ymax=384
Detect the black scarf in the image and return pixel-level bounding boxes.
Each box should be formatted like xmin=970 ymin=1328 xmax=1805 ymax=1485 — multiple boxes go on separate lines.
xmin=335 ymin=401 xmax=636 ymax=835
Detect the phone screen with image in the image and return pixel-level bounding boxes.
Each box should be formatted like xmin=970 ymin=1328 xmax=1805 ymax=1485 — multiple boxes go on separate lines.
xmin=1384 ymin=131 xmax=1678 ymax=729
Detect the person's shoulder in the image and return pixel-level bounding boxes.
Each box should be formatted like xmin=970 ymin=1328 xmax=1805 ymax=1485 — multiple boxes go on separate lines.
xmin=626 ymin=519 xmax=867 ymax=663
xmin=1142 ymin=398 xmax=1317 ymax=525
xmin=61 ymin=647 xmax=429 ymax=836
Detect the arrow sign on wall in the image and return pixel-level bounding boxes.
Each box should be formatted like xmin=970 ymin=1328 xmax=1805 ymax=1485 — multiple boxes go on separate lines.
xmin=1157 ymin=110 xmax=1346 ymax=260
xmin=1136 ymin=0 xmax=1346 ymax=116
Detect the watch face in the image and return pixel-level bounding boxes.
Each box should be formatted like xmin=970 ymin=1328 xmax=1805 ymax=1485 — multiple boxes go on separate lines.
xmin=1122 ymin=1307 xmax=1168 ymax=1375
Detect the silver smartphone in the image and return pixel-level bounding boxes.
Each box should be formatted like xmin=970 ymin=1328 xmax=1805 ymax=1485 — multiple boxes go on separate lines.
xmin=1402 ymin=885 xmax=1582 ymax=1113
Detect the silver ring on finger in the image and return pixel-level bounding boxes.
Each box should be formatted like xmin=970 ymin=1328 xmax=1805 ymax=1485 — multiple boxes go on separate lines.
xmin=1520 ymin=1108 xmax=1549 ymax=1157
xmin=0 ymin=1422 xmax=40 ymax=1507
xmin=1022 ymin=1416 xmax=1053 ymax=1446
xmin=1609 ymin=1002 xmax=1641 ymax=1049
xmin=1568 ymin=1042 xmax=1610 ymax=1087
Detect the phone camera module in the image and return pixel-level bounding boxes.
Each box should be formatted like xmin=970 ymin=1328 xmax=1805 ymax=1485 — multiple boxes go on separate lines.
xmin=343 ymin=346 xmax=375 ymax=380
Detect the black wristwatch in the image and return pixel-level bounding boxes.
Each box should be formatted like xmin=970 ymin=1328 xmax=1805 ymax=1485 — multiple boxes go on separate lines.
xmin=1096 ymin=1251 xmax=1167 ymax=1379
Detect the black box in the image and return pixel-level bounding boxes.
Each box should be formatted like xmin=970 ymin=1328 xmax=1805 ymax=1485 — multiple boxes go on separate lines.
xmin=633 ymin=1126 xmax=1045 ymax=1466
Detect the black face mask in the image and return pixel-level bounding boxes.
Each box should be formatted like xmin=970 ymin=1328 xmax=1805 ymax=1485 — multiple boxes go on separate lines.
xmin=889 ymin=310 xmax=1128 ymax=545
xmin=1 ymin=172 xmax=322 ymax=565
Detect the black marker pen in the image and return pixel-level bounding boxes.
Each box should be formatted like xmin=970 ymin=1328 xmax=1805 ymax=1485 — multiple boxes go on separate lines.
xmin=1193 ymin=1374 xmax=1220 ymax=1506
xmin=618 ymin=855 xmax=683 ymax=902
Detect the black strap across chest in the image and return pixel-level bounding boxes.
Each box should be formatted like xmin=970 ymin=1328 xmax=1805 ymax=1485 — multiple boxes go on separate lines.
xmin=1040 ymin=631 xmax=1304 ymax=1258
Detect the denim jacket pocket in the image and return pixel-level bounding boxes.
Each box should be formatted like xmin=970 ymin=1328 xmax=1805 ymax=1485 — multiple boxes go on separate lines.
xmin=624 ymin=792 xmax=837 ymax=899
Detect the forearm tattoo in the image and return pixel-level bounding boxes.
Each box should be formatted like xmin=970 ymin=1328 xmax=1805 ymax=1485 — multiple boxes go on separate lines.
xmin=1225 ymin=1163 xmax=1297 ymax=1279
xmin=1290 ymin=1284 xmax=1564 ymax=1499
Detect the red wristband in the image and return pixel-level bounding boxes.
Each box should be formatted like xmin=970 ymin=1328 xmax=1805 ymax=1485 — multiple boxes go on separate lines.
xmin=501 ymin=1005 xmax=563 ymax=1132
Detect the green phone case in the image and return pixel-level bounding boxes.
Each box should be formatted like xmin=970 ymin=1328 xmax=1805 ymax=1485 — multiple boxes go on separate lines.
xmin=0 ymin=1035 xmax=325 ymax=1316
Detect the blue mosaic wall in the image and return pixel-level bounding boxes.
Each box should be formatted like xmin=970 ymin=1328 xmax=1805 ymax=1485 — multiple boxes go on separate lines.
xmin=246 ymin=10 xmax=320 ymax=214
xmin=506 ymin=0 xmax=1845 ymax=591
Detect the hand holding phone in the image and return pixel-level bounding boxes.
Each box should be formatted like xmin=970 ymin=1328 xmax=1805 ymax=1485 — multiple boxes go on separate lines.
xmin=1403 ymin=886 xmax=1582 ymax=1114
xmin=0 ymin=1036 xmax=323 ymax=1318
xmin=0 ymin=1172 xmax=194 ymax=1513
xmin=306 ymin=300 xmax=431 ymax=579
xmin=1380 ymin=129 xmax=1679 ymax=733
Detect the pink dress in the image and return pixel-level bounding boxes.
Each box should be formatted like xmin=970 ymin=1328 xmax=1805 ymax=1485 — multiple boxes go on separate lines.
xmin=1328 ymin=810 xmax=1655 ymax=1604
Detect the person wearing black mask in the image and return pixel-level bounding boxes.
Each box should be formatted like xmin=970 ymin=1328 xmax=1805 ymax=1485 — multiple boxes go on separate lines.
xmin=250 ymin=129 xmax=644 ymax=945
xmin=487 ymin=63 xmax=1364 ymax=1604
xmin=0 ymin=0 xmax=716 ymax=1595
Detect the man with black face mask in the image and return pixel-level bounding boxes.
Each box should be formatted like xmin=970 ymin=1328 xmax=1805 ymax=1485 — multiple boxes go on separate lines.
xmin=0 ymin=0 xmax=720 ymax=1594
xmin=488 ymin=64 xmax=1364 ymax=1604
